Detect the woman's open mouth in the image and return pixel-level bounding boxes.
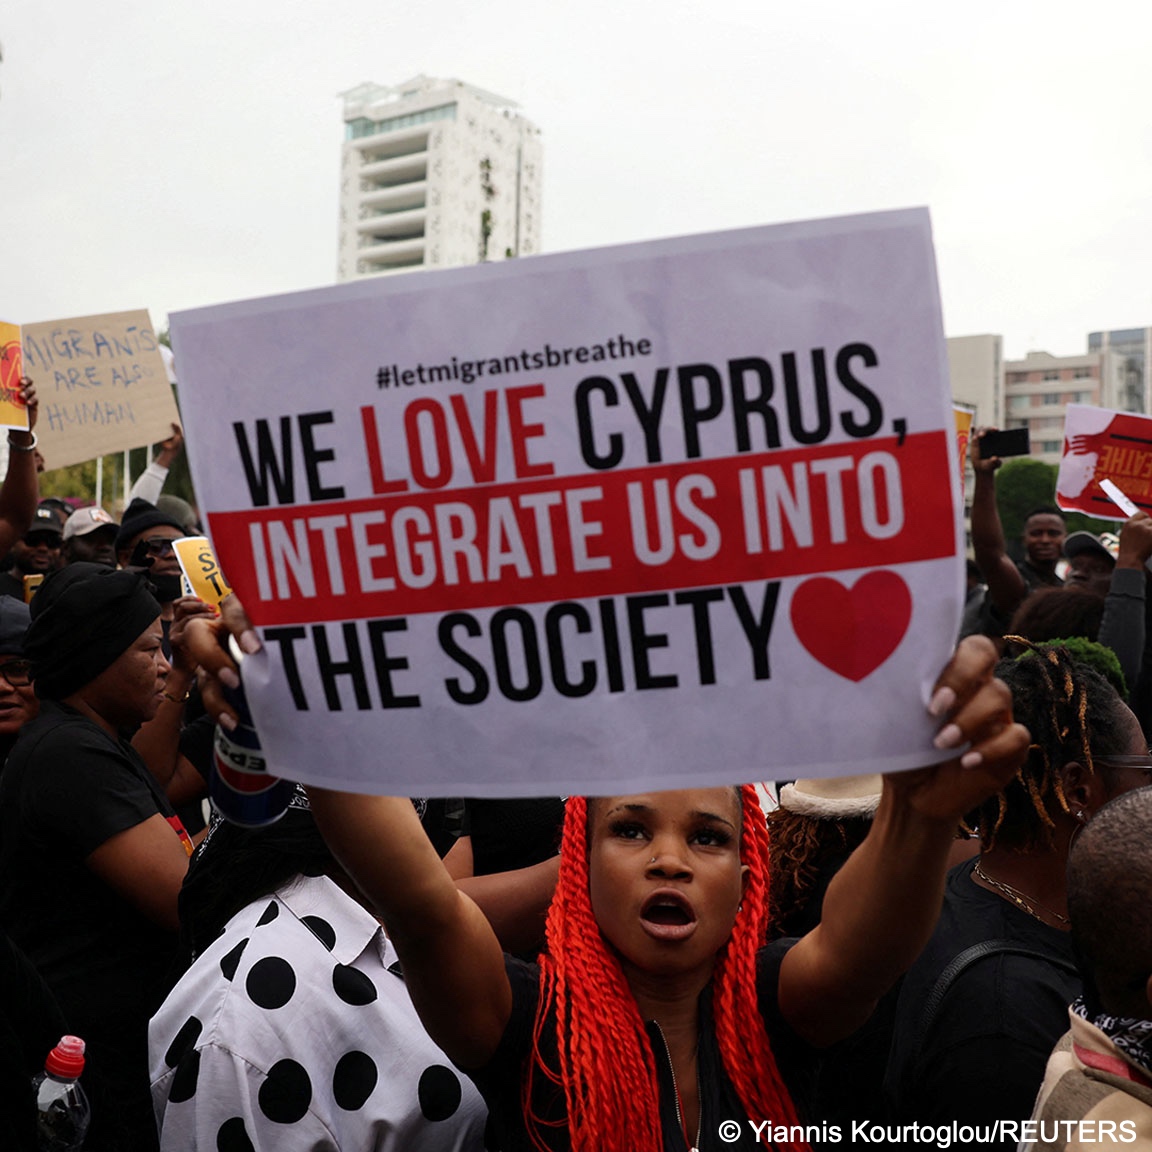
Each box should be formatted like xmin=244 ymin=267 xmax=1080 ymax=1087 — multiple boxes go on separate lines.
xmin=640 ymin=890 xmax=698 ymax=941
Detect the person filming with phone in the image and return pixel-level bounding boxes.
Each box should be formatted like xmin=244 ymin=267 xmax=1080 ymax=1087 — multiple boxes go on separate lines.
xmin=961 ymin=427 xmax=1067 ymax=640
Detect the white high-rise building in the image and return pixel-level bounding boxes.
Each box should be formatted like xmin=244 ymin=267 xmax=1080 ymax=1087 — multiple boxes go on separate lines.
xmin=1088 ymin=327 xmax=1152 ymax=414
xmin=337 ymin=75 xmax=542 ymax=280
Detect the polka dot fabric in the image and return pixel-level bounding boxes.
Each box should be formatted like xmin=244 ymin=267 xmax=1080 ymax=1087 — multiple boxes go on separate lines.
xmin=149 ymin=874 xmax=487 ymax=1151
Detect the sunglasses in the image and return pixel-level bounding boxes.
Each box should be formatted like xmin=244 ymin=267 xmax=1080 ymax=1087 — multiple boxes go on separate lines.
xmin=0 ymin=659 xmax=33 ymax=687
xmin=1094 ymin=749 xmax=1152 ymax=776
xmin=142 ymin=537 xmax=178 ymax=557
xmin=23 ymin=532 xmax=60 ymax=548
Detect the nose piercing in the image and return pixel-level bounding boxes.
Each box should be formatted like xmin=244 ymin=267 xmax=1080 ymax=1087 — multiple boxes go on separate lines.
xmin=648 ymin=856 xmax=657 ymax=864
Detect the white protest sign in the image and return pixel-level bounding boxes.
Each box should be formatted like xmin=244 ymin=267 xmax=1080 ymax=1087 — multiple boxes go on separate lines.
xmin=1057 ymin=404 xmax=1152 ymax=520
xmin=21 ymin=309 xmax=180 ymax=469
xmin=171 ymin=209 xmax=962 ymax=797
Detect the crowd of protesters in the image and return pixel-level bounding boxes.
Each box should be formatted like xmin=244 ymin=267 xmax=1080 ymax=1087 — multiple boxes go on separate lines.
xmin=0 ymin=390 xmax=1149 ymax=1152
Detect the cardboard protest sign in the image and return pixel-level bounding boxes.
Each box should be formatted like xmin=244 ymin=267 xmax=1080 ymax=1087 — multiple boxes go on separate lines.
xmin=1057 ymin=404 xmax=1152 ymax=519
xmin=21 ymin=310 xmax=180 ymax=469
xmin=0 ymin=321 xmax=29 ymax=431
xmin=171 ymin=209 xmax=963 ymax=796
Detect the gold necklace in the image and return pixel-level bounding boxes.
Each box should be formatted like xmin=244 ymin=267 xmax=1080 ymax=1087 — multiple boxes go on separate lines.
xmin=973 ymin=860 xmax=1070 ymax=926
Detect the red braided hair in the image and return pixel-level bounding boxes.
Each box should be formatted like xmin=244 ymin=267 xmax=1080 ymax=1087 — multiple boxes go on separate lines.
xmin=713 ymin=785 xmax=807 ymax=1146
xmin=526 ymin=785 xmax=808 ymax=1152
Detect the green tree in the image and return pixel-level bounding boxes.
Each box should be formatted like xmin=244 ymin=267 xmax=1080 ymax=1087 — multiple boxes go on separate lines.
xmin=38 ymin=454 xmax=127 ymax=507
xmin=994 ymin=458 xmax=1060 ymax=546
xmin=1063 ymin=509 xmax=1117 ymax=537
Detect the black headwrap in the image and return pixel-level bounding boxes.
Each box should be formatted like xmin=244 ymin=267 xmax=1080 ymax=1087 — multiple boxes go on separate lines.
xmin=25 ymin=563 xmax=161 ymax=700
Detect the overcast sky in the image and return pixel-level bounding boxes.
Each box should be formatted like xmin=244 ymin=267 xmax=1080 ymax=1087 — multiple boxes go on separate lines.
xmin=2 ymin=0 xmax=1149 ymax=360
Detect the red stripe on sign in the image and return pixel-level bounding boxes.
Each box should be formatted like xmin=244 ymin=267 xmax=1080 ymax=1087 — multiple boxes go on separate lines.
xmin=209 ymin=432 xmax=956 ymax=627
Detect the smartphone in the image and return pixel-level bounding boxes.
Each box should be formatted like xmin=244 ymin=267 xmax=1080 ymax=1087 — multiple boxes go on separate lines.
xmin=979 ymin=427 xmax=1031 ymax=459
xmin=22 ymin=574 xmax=42 ymax=604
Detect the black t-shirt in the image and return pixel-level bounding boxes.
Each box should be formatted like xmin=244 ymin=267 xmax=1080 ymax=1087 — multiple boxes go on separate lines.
xmin=466 ymin=940 xmax=814 ymax=1152
xmin=961 ymin=559 xmax=1064 ymax=641
xmin=0 ymin=701 xmax=183 ymax=1150
xmin=0 ymin=928 xmax=67 ymax=1152
xmin=1016 ymin=557 xmax=1064 ymax=592
xmin=885 ymin=859 xmax=1080 ymax=1144
xmin=0 ymin=570 xmax=26 ymax=602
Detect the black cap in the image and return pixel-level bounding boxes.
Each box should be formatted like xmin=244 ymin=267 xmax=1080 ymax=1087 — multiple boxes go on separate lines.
xmin=1063 ymin=531 xmax=1118 ymax=565
xmin=26 ymin=506 xmax=62 ymax=540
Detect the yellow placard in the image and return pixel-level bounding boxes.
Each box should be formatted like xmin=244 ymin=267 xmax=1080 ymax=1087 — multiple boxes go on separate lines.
xmin=0 ymin=321 xmax=30 ymax=431
xmin=954 ymin=403 xmax=976 ymax=488
xmin=22 ymin=574 xmax=43 ymax=604
xmin=173 ymin=537 xmax=232 ymax=607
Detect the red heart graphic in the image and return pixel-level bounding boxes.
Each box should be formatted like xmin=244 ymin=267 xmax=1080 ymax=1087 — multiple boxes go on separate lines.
xmin=789 ymin=571 xmax=912 ymax=682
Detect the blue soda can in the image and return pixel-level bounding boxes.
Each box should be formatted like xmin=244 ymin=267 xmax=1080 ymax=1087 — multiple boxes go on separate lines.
xmin=208 ymin=635 xmax=294 ymax=827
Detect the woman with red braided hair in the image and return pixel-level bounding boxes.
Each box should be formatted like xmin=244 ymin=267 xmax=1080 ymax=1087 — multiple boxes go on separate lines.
xmin=192 ymin=609 xmax=1028 ymax=1152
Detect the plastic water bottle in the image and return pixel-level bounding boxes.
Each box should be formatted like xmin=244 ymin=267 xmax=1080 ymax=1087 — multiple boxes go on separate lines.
xmin=33 ymin=1035 xmax=91 ymax=1151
